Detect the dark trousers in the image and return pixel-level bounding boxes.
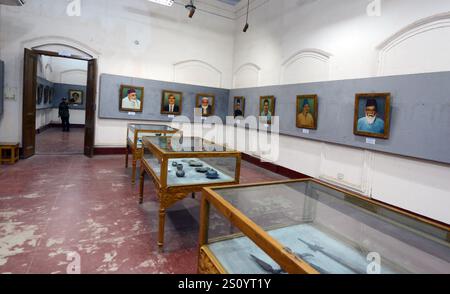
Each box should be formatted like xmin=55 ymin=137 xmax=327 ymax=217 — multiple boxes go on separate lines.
xmin=61 ymin=117 xmax=70 ymax=132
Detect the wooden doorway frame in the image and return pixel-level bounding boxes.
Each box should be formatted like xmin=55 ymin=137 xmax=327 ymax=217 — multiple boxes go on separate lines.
xmin=22 ymin=48 xmax=97 ymax=158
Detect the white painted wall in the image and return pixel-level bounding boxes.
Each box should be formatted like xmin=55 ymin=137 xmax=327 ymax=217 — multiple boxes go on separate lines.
xmin=231 ymin=0 xmax=450 ymax=223
xmin=36 ymin=108 xmax=54 ymax=130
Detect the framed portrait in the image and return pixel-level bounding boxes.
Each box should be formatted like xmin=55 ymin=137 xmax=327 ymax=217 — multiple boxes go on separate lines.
xmin=69 ymin=90 xmax=83 ymax=105
xmin=196 ymin=94 xmax=215 ymax=117
xmin=36 ymin=84 xmax=44 ymax=105
xmin=233 ymin=97 xmax=245 ymax=118
xmin=354 ymin=93 xmax=391 ymax=139
xmin=44 ymin=86 xmax=50 ymax=104
xmin=49 ymin=87 xmax=54 ymax=104
xmin=259 ymin=96 xmax=276 ymax=125
xmin=119 ymin=85 xmax=144 ymax=112
xmin=161 ymin=90 xmax=182 ymax=115
xmin=296 ymin=95 xmax=318 ymax=130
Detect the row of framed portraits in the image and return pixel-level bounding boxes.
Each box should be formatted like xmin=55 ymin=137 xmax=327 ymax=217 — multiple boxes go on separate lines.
xmin=117 ymin=84 xmax=390 ymax=139
xmin=119 ymin=84 xmax=216 ymax=117
xmin=36 ymin=84 xmax=84 ymax=106
xmin=233 ymin=93 xmax=391 ymax=139
xmin=36 ymin=84 xmax=54 ymax=105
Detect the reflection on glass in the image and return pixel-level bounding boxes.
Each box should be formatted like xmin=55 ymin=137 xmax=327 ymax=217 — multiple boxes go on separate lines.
xmin=206 ymin=181 xmax=450 ymax=274
xmin=128 ymin=124 xmax=177 ymax=147
xmin=144 ymin=136 xmax=233 ymax=153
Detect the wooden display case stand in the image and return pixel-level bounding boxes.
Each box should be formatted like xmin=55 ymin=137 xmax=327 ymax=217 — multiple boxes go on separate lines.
xmin=0 ymin=143 xmax=20 ymax=165
xmin=125 ymin=144 xmax=140 ymax=184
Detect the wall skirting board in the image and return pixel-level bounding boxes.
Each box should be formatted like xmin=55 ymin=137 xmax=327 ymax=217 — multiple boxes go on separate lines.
xmin=36 ymin=123 xmax=85 ymax=133
xmin=229 ymin=71 xmax=450 ymax=164
xmin=94 ymin=147 xmax=127 ymax=155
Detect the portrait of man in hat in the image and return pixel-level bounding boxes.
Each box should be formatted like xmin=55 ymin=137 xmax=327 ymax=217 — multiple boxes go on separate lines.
xmin=196 ymin=94 xmax=215 ymax=117
xmin=120 ymin=85 xmax=144 ymax=112
xmin=233 ymin=97 xmax=245 ymax=118
xmin=354 ymin=93 xmax=391 ymax=139
xmin=296 ymin=95 xmax=318 ymax=130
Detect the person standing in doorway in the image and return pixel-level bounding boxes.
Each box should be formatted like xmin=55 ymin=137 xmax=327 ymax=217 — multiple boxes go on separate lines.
xmin=58 ymin=98 xmax=70 ymax=132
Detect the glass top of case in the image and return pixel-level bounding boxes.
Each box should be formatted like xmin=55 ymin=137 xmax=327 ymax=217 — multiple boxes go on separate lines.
xmin=207 ymin=180 xmax=450 ymax=274
xmin=128 ymin=124 xmax=177 ymax=131
xmin=143 ymin=136 xmax=236 ymax=153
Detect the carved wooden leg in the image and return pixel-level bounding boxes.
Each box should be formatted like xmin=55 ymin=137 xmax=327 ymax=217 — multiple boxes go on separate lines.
xmin=125 ymin=145 xmax=129 ymax=168
xmin=132 ymin=156 xmax=137 ymax=185
xmin=158 ymin=206 xmax=166 ymax=248
xmin=139 ymin=168 xmax=145 ymax=204
xmin=11 ymin=147 xmax=15 ymax=164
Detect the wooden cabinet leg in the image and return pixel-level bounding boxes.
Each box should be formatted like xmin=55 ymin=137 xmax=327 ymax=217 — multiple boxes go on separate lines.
xmin=125 ymin=146 xmax=129 ymax=168
xmin=139 ymin=168 xmax=145 ymax=204
xmin=132 ymin=158 xmax=137 ymax=184
xmin=158 ymin=206 xmax=166 ymax=248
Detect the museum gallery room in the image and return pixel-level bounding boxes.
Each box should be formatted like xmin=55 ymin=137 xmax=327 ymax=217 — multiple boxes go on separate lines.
xmin=0 ymin=0 xmax=449 ymax=276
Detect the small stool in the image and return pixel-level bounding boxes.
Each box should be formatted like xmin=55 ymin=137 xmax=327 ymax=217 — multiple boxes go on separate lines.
xmin=0 ymin=143 xmax=20 ymax=165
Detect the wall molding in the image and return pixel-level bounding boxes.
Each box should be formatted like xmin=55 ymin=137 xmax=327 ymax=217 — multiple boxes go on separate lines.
xmin=233 ymin=62 xmax=261 ymax=88
xmin=280 ymin=48 xmax=332 ymax=84
xmin=377 ymin=12 xmax=450 ymax=76
xmin=173 ymin=59 xmax=223 ymax=88
xmin=21 ymin=35 xmax=100 ymax=59
xmin=59 ymin=69 xmax=88 ymax=84
xmin=317 ymin=143 xmax=375 ymax=196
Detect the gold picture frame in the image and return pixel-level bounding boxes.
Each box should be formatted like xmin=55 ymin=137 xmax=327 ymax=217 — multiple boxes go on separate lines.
xmin=353 ymin=93 xmax=391 ymax=139
xmin=161 ymin=90 xmax=182 ymax=115
xmin=196 ymin=94 xmax=215 ymax=117
xmin=296 ymin=95 xmax=318 ymax=130
xmin=119 ymin=85 xmax=144 ymax=113
xmin=259 ymin=96 xmax=276 ymax=125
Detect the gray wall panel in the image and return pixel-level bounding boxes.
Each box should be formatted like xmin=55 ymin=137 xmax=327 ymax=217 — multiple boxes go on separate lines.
xmin=54 ymin=83 xmax=87 ymax=109
xmin=0 ymin=60 xmax=4 ymax=116
xmin=36 ymin=77 xmax=54 ymax=110
xmin=229 ymin=71 xmax=450 ymax=164
xmin=99 ymin=74 xmax=230 ymax=122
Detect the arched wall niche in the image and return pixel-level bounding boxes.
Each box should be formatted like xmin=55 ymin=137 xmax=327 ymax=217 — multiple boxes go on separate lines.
xmin=280 ymin=48 xmax=332 ymax=84
xmin=173 ymin=60 xmax=222 ymax=88
xmin=233 ymin=63 xmax=261 ymax=89
xmin=377 ymin=12 xmax=450 ymax=76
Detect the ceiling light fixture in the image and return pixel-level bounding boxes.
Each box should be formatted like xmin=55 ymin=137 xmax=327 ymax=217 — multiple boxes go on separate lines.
xmin=243 ymin=0 xmax=250 ymax=32
xmin=147 ymin=0 xmax=174 ymax=7
xmin=185 ymin=0 xmax=196 ymax=18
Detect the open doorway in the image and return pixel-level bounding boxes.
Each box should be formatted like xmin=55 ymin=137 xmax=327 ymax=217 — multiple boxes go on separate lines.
xmin=22 ymin=49 xmax=97 ymax=158
xmin=34 ymin=55 xmax=88 ymax=155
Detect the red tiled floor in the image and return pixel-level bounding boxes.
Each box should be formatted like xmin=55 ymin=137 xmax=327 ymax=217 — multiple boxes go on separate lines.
xmin=36 ymin=127 xmax=85 ymax=154
xmin=0 ymin=155 xmax=285 ymax=274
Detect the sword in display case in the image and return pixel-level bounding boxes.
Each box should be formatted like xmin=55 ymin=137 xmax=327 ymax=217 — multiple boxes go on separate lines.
xmin=249 ymin=254 xmax=284 ymax=274
xmin=298 ymin=238 xmax=365 ymax=274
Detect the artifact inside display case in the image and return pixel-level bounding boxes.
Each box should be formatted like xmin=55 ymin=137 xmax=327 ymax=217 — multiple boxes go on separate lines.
xmin=139 ymin=136 xmax=241 ymax=247
xmin=125 ymin=124 xmax=178 ymax=184
xmin=198 ymin=179 xmax=450 ymax=274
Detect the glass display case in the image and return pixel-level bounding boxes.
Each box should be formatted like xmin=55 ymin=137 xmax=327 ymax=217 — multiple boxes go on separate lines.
xmin=139 ymin=136 xmax=241 ymax=248
xmin=125 ymin=124 xmax=178 ymax=184
xmin=198 ymin=179 xmax=450 ymax=274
